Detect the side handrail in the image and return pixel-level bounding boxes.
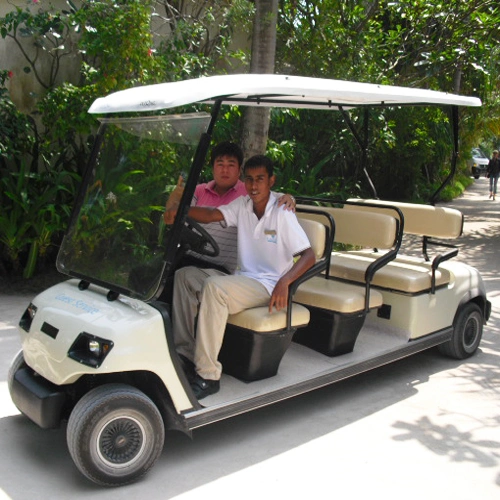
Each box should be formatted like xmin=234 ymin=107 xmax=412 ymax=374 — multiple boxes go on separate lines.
xmin=423 ymin=235 xmax=460 ymax=262
xmin=430 ymin=249 xmax=459 ymax=294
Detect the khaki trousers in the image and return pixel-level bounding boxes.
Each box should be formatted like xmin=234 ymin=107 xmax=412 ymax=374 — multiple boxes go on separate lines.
xmin=172 ymin=267 xmax=270 ymax=380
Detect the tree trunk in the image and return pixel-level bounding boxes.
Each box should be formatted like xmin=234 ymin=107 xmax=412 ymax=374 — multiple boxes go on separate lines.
xmin=241 ymin=0 xmax=278 ymax=160
xmin=453 ymin=64 xmax=462 ymax=93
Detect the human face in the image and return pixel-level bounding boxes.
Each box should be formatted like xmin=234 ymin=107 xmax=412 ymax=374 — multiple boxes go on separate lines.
xmin=212 ymin=154 xmax=241 ymax=194
xmin=244 ymin=166 xmax=275 ymax=206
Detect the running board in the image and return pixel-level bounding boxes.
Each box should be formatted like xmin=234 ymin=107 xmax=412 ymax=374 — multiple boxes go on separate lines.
xmin=184 ymin=328 xmax=452 ymax=430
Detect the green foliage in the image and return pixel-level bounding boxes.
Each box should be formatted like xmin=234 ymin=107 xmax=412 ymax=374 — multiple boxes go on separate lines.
xmin=74 ymin=0 xmax=163 ymax=93
xmin=0 ymin=0 xmax=203 ymax=278
xmin=366 ymin=107 xmax=454 ymax=200
xmin=154 ymin=0 xmax=253 ymax=80
xmin=0 ymin=71 xmax=34 ymax=166
xmin=275 ymin=0 xmax=500 ymax=200
xmin=2 ymin=0 xmax=500 ymax=279
xmin=0 ymin=161 xmax=77 ymax=277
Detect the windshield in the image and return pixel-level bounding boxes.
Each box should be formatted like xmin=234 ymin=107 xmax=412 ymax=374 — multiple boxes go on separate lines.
xmin=472 ymin=148 xmax=488 ymax=159
xmin=57 ymin=113 xmax=211 ymax=300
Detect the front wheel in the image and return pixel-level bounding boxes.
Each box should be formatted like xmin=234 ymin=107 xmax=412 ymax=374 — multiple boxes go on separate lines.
xmin=438 ymin=302 xmax=483 ymax=359
xmin=7 ymin=350 xmax=28 ymax=414
xmin=67 ymin=384 xmax=165 ymax=487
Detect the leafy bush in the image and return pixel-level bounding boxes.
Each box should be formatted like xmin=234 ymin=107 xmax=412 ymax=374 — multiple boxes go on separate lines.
xmin=0 ymin=0 xmax=252 ymax=280
xmin=0 ymin=0 xmax=163 ymax=278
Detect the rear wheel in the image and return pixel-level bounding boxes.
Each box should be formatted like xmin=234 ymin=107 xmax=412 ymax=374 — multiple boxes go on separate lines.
xmin=67 ymin=384 xmax=165 ymax=487
xmin=439 ymin=302 xmax=483 ymax=359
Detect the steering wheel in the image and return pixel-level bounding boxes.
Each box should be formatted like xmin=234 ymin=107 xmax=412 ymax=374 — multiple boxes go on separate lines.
xmin=179 ymin=217 xmax=220 ymax=257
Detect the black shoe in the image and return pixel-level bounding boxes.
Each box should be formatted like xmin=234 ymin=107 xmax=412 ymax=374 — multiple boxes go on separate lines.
xmin=190 ymin=374 xmax=220 ymax=400
xmin=178 ymin=354 xmax=196 ymax=383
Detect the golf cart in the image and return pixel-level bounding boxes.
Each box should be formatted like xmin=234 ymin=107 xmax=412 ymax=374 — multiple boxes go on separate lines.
xmin=8 ymin=74 xmax=490 ymax=486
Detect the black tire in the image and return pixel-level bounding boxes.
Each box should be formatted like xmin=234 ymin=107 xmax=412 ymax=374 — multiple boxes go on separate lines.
xmin=7 ymin=350 xmax=28 ymax=411
xmin=439 ymin=302 xmax=483 ymax=359
xmin=67 ymin=384 xmax=165 ymax=487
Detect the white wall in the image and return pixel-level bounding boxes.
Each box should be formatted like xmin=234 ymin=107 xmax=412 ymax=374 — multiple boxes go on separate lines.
xmin=0 ymin=0 xmax=82 ymax=112
xmin=1 ymin=0 xmax=250 ymax=113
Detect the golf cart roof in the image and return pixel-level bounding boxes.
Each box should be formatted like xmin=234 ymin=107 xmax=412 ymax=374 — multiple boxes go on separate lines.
xmin=88 ymin=74 xmax=482 ymax=115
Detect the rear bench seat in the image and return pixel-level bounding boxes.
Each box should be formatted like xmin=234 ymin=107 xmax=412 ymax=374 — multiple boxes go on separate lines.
xmin=218 ymin=215 xmax=329 ymax=381
xmin=341 ymin=199 xmax=464 ymax=294
xmin=292 ymin=205 xmax=392 ymax=356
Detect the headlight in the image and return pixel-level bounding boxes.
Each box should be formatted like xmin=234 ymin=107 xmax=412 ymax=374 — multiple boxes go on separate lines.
xmin=88 ymin=339 xmax=101 ymax=354
xmin=68 ymin=332 xmax=114 ymax=368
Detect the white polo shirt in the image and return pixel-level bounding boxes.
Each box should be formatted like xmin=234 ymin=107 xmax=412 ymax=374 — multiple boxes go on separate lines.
xmin=219 ymin=195 xmax=311 ymax=294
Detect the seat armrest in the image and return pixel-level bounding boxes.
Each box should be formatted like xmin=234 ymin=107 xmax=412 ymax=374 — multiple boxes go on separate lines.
xmin=286 ymin=259 xmax=329 ymax=329
xmin=430 ymin=248 xmax=459 ymax=293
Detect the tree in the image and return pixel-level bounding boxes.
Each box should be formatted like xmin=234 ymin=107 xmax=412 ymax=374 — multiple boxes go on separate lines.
xmin=153 ymin=0 xmax=252 ymax=80
xmin=274 ymin=0 xmax=500 ymax=199
xmin=0 ymin=0 xmax=253 ymax=278
xmin=241 ymin=0 xmax=279 ymax=158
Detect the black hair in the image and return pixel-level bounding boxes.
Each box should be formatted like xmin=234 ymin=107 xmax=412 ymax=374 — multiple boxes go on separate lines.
xmin=243 ymin=155 xmax=274 ymax=177
xmin=210 ymin=141 xmax=244 ymax=167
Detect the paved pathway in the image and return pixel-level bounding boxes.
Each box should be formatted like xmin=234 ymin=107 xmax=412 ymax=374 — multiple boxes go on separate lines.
xmin=0 ymin=177 xmax=499 ymax=499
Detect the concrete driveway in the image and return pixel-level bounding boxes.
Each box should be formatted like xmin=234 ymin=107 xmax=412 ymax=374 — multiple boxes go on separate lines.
xmin=0 ymin=177 xmax=499 ymax=499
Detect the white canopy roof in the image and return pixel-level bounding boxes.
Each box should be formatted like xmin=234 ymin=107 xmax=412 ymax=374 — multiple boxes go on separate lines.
xmin=88 ymin=74 xmax=482 ymax=114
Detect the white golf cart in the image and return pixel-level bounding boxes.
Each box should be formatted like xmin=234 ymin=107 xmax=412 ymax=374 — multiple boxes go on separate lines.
xmin=8 ymin=74 xmax=490 ymax=487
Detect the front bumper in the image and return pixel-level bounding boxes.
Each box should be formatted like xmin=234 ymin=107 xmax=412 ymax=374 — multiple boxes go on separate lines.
xmin=11 ymin=366 xmax=66 ymax=429
xmin=485 ymin=299 xmax=492 ymax=323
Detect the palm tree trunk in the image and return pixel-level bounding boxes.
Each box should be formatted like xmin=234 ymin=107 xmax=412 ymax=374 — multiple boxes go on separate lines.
xmin=241 ymin=0 xmax=278 ymax=160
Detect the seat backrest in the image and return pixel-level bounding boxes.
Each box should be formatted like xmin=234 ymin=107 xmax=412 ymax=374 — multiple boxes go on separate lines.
xmin=347 ymin=198 xmax=463 ymax=239
xmin=297 ymin=216 xmax=327 ymax=260
xmin=297 ymin=205 xmax=398 ymax=250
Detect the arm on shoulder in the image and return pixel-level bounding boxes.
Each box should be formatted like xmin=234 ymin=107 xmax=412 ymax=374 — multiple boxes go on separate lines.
xmin=188 ymin=206 xmax=224 ymax=224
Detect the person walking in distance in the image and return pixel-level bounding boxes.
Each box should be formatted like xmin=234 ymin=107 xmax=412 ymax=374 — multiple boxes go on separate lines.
xmin=487 ymin=150 xmax=500 ymax=200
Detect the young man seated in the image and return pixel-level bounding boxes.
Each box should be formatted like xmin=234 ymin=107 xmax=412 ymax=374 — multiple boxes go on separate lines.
xmin=172 ymin=155 xmax=315 ymax=399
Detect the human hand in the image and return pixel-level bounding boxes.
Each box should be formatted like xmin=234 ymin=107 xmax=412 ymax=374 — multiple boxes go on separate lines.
xmin=163 ymin=203 xmax=179 ymax=225
xmin=269 ymin=278 xmax=289 ymax=312
xmin=164 ymin=175 xmax=185 ymax=224
xmin=278 ymin=193 xmax=296 ymax=212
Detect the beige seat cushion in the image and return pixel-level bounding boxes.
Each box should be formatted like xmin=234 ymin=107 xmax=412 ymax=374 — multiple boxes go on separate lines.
xmin=330 ymin=252 xmax=451 ymax=293
xmin=294 ymin=277 xmax=383 ymax=314
xmin=227 ymin=304 xmax=310 ymax=332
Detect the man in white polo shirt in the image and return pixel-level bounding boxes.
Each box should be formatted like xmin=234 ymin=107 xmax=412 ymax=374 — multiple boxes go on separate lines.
xmin=174 ymin=155 xmax=315 ymax=399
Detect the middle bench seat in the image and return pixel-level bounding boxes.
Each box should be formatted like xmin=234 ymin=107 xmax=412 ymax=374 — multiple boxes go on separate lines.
xmin=290 ymin=206 xmax=391 ymax=356
xmin=297 ymin=204 xmax=401 ymax=292
xmin=293 ymin=277 xmax=383 ymax=356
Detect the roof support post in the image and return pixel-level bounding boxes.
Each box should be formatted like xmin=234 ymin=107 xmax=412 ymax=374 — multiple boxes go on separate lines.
xmin=339 ymin=106 xmax=378 ymax=198
xmin=430 ymin=105 xmax=459 ymax=205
